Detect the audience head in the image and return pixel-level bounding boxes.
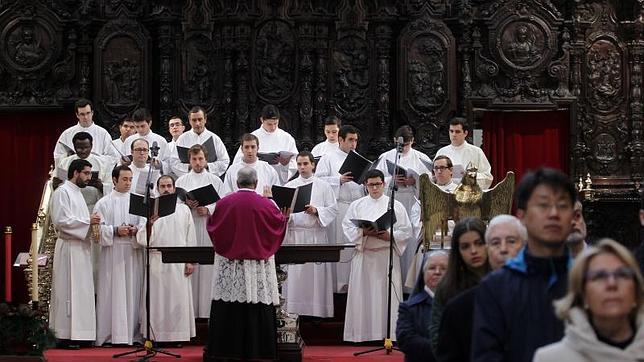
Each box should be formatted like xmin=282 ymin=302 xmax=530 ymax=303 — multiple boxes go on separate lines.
xmin=423 ymin=250 xmax=449 ymax=292
xmin=555 ymin=239 xmax=643 ymax=327
xmin=515 ymin=168 xmax=577 ymax=257
xmin=486 ymin=214 xmax=527 ymax=270
xmin=567 ymin=200 xmax=588 ymax=247
xmin=436 ymin=217 xmax=489 ymax=304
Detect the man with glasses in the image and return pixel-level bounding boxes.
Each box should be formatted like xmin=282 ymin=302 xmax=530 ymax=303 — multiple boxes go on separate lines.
xmin=341 ymin=169 xmax=412 ymax=342
xmin=123 ymin=108 xmax=170 ymax=173
xmin=432 ymin=155 xmax=458 ymax=192
xmin=472 ymin=168 xmax=576 ymax=362
xmin=54 ymin=98 xmax=120 ymax=168
xmin=129 ymin=138 xmax=161 ymax=195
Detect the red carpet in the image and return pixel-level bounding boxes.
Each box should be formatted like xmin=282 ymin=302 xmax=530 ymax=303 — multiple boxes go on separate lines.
xmin=44 ymin=345 xmax=405 ymax=361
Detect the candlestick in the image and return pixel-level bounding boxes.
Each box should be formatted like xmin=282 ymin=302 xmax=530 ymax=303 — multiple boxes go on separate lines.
xmin=4 ymin=226 xmax=11 ymax=303
xmin=31 ymin=223 xmax=39 ymax=302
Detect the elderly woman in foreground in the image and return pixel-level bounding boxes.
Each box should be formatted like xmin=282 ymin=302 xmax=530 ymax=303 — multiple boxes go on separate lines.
xmin=533 ymin=238 xmax=644 ymax=361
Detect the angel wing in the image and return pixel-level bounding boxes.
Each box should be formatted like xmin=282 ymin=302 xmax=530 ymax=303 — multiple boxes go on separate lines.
xmin=419 ymin=173 xmax=456 ymax=246
xmin=481 ymin=171 xmax=515 ymax=220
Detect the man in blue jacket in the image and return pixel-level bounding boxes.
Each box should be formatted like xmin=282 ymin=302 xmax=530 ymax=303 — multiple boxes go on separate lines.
xmin=396 ymin=250 xmax=448 ymax=362
xmin=471 ymin=168 xmax=576 ymax=362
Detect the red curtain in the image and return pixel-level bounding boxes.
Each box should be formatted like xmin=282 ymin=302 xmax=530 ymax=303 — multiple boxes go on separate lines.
xmin=482 ymin=111 xmax=570 ymax=188
xmin=0 ymin=112 xmax=71 ymax=303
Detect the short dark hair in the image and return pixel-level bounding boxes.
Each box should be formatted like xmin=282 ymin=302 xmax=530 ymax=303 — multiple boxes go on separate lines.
xmin=241 ymin=133 xmax=259 ymax=146
xmin=119 ymin=117 xmax=133 ymax=126
xmin=189 ymin=144 xmax=207 ymax=159
xmin=68 ymin=159 xmax=92 ymax=180
xmin=260 ymin=104 xmax=280 ymax=119
xmin=515 ymin=168 xmax=577 ymax=211
xmin=188 ymin=106 xmax=206 ymax=118
xmin=339 ymin=125 xmax=359 ymax=140
xmin=394 ymin=125 xmax=414 ymax=143
xmin=297 ymin=151 xmax=315 ymax=164
xmin=364 ymin=169 xmax=385 ymax=183
xmin=74 ymin=98 xmax=92 ymax=113
xmin=112 ymin=165 xmax=132 ymax=180
xmin=72 ymin=131 xmax=93 ymax=145
xmin=132 ymin=108 xmax=152 ymax=123
xmin=167 ymin=115 xmax=183 ymax=124
xmin=449 ymin=117 xmax=468 ymax=131
xmin=324 ymin=115 xmax=342 ymax=127
xmin=157 ymin=174 xmax=175 ymax=188
xmin=434 ymin=155 xmax=453 ymax=168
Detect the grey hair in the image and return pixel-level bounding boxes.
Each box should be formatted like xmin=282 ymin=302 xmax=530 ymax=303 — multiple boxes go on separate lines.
xmin=423 ymin=250 xmax=449 ymax=273
xmin=236 ymin=166 xmax=258 ymax=189
xmin=485 ymin=214 xmax=528 ymax=242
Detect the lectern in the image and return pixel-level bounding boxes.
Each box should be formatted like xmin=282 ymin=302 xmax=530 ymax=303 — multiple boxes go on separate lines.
xmin=154 ymin=244 xmax=355 ymax=362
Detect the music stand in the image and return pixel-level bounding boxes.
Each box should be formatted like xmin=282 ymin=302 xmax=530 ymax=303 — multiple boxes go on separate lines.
xmin=113 ymin=144 xmax=180 ymax=361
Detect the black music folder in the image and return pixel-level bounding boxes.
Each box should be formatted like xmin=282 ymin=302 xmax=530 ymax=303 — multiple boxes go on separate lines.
xmin=177 ymin=136 xmax=218 ymax=163
xmin=350 ymin=209 xmax=397 ymax=231
xmin=338 ymin=150 xmax=374 ymax=184
xmin=129 ymin=192 xmax=178 ymax=218
xmin=175 ymin=184 xmax=220 ymax=206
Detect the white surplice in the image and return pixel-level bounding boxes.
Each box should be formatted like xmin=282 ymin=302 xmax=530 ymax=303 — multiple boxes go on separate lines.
xmin=232 ymin=127 xmax=298 ymax=184
xmin=222 ymin=159 xmax=280 ymax=195
xmin=282 ymin=176 xmax=338 ymax=317
xmin=137 ymin=203 xmax=197 ymax=341
xmin=54 ymin=122 xmax=120 ymax=169
xmin=311 ymin=140 xmax=339 ymax=158
xmin=49 ymin=181 xmax=96 ymax=341
xmin=435 ymin=141 xmax=493 ymax=189
xmin=93 ymin=190 xmax=145 ymax=345
xmin=176 ymin=170 xmax=225 ymax=318
xmin=314 ymin=148 xmax=365 ymax=292
xmin=170 ymin=129 xmax=230 ymax=178
xmin=131 ymin=164 xmax=161 ymax=196
xmin=342 ymin=194 xmax=412 ymax=342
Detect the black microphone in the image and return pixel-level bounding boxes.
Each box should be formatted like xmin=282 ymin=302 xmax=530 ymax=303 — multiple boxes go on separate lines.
xmin=396 ymin=136 xmax=404 ymax=152
xmin=150 ymin=141 xmax=160 ymax=157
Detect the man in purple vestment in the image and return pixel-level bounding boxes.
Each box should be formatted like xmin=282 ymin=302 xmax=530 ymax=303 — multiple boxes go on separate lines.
xmin=204 ymin=166 xmax=289 ymax=361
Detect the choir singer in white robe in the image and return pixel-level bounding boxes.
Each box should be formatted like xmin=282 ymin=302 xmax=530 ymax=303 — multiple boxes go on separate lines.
xmin=137 ymin=175 xmax=197 ymax=342
xmin=342 ymin=169 xmax=412 ymax=342
xmin=283 ymin=152 xmax=338 ymax=317
xmin=176 ymin=144 xmax=225 ymax=318
xmin=311 ymin=116 xmax=341 ymax=158
xmin=93 ymin=165 xmax=144 ymax=346
xmin=129 ymin=138 xmax=162 ymax=196
xmin=224 ymin=133 xmax=280 ymax=195
xmin=50 ymin=159 xmax=98 ymax=345
xmin=170 ymin=106 xmax=230 ymax=178
xmin=232 ymin=104 xmax=298 ymax=184
xmin=314 ymin=125 xmax=365 ymax=293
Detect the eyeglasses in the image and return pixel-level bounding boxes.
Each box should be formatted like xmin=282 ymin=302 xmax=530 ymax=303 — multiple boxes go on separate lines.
xmin=433 ymin=166 xmax=451 ymax=171
xmin=366 ymin=182 xmax=384 ymax=188
xmin=133 ymin=148 xmax=149 ymax=153
xmin=586 ymin=267 xmax=635 ymax=283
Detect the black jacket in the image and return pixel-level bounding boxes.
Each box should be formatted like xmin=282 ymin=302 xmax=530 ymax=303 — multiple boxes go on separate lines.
xmin=435 ymin=286 xmax=476 ymax=362
xmin=396 ymin=288 xmax=437 ymax=362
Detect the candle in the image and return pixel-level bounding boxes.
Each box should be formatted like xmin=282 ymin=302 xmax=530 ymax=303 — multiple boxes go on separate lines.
xmin=4 ymin=226 xmax=11 ymax=303
xmin=31 ymin=223 xmax=38 ymax=302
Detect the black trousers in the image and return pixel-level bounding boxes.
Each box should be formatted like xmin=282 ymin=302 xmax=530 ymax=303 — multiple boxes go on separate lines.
xmin=203 ymin=300 xmax=277 ymax=361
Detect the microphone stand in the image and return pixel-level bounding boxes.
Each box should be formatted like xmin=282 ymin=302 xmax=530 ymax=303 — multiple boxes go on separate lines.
xmin=354 ymin=140 xmax=403 ymax=356
xmin=114 ymin=143 xmax=180 ymax=361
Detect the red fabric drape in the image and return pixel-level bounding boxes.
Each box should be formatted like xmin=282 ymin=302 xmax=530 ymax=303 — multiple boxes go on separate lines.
xmin=0 ymin=112 xmax=71 ymax=302
xmin=482 ymin=111 xmax=570 ymax=187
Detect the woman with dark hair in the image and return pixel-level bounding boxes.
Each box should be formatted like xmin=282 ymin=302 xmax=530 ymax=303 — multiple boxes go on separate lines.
xmin=428 ymin=217 xmax=490 ymax=351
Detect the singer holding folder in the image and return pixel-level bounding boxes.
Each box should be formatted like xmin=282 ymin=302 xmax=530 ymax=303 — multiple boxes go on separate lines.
xmin=341 ymin=169 xmax=412 ymax=343
xmin=176 ymin=144 xmax=225 ymax=318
